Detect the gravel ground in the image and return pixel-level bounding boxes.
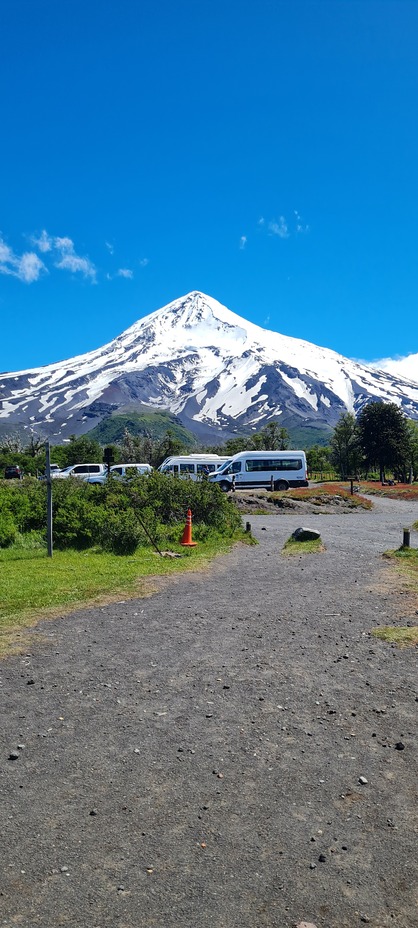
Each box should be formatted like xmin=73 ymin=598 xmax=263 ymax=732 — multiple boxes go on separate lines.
xmin=1 ymin=496 xmax=417 ymax=928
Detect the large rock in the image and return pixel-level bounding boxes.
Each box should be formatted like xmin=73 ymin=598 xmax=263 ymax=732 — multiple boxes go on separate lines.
xmin=292 ymin=527 xmax=321 ymax=541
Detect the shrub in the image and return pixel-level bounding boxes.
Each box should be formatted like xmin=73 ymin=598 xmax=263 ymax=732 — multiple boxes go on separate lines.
xmin=98 ymin=510 xmax=142 ymax=555
xmin=0 ymin=512 xmax=17 ymax=548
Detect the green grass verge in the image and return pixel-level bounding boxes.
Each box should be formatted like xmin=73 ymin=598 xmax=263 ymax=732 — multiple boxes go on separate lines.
xmin=0 ymin=530 xmax=249 ymax=657
xmin=372 ymin=546 xmax=418 ymax=647
xmin=371 ymin=626 xmax=418 ymax=647
xmin=282 ymin=536 xmax=325 ymax=556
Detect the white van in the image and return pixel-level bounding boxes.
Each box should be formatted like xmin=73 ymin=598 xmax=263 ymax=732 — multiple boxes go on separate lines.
xmin=158 ymin=454 xmax=229 ymax=481
xmin=208 ymin=450 xmax=308 ymax=492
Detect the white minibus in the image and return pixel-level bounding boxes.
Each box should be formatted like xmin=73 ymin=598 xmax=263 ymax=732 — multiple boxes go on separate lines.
xmin=208 ymin=450 xmax=308 ymax=492
xmin=158 ymin=454 xmax=229 ymax=481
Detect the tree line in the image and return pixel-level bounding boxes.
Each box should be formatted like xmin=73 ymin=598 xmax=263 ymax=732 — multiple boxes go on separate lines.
xmin=307 ymin=403 xmax=418 ymax=482
xmin=1 ymin=403 xmax=418 ymax=482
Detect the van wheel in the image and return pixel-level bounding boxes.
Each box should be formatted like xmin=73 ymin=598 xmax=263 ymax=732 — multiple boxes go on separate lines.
xmin=274 ymin=480 xmax=289 ymax=491
xmin=219 ymin=480 xmax=230 ymax=493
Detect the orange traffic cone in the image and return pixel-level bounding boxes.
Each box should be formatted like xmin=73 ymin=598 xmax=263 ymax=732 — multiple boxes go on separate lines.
xmin=180 ymin=508 xmax=197 ymax=547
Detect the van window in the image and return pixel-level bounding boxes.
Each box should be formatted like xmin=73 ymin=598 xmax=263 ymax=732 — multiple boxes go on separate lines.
xmin=112 ymin=466 xmax=123 ymax=475
xmin=180 ymin=463 xmax=195 ymax=474
xmin=245 ymin=458 xmax=302 ymax=472
xmin=197 ymin=463 xmax=216 ymax=473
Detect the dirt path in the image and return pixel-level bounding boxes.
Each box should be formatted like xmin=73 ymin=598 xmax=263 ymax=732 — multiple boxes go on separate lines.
xmin=1 ymin=498 xmax=417 ymax=928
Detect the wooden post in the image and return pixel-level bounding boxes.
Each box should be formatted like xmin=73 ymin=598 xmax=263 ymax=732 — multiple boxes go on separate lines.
xmin=350 ymin=479 xmax=354 ymax=495
xmin=245 ymin=522 xmax=251 ymax=533
xmin=45 ymin=441 xmax=53 ymax=558
xmin=270 ymin=475 xmax=274 ymax=491
xmin=403 ymin=528 xmax=411 ymax=548
xmin=231 ymin=475 xmax=236 ymax=492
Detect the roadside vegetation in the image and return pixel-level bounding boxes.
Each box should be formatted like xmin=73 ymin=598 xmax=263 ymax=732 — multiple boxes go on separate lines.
xmin=349 ymin=481 xmax=418 ymax=500
xmin=371 ymin=543 xmax=418 ymax=648
xmin=281 ymin=484 xmax=372 ymax=507
xmin=282 ymin=535 xmax=324 ymax=556
xmin=371 ymin=625 xmax=418 ymax=647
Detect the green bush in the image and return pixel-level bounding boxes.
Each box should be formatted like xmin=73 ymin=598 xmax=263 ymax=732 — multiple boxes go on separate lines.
xmin=0 ymin=471 xmax=242 ymax=553
xmin=0 ymin=511 xmax=17 ymax=548
xmin=98 ymin=510 xmax=142 ymax=555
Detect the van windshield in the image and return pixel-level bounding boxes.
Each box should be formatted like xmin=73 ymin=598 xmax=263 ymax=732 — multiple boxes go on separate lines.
xmin=216 ymin=459 xmax=232 ymax=473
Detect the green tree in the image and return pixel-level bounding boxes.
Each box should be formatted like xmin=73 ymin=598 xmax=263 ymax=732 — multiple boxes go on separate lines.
xmin=406 ymin=419 xmax=418 ymax=482
xmin=306 ymin=444 xmax=332 ymax=476
xmin=330 ymin=412 xmax=362 ymax=479
xmin=259 ymin=422 xmax=289 ymax=450
xmin=357 ymin=402 xmax=411 ymax=482
xmin=63 ymin=434 xmax=103 ymax=466
xmin=151 ymin=429 xmax=186 ymax=468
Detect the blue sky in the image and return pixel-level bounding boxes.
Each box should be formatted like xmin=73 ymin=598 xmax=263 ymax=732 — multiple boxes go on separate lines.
xmin=1 ymin=0 xmax=418 ymax=373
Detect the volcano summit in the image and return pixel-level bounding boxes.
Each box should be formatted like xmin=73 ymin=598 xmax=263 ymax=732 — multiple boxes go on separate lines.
xmin=1 ymin=291 xmax=418 ymax=443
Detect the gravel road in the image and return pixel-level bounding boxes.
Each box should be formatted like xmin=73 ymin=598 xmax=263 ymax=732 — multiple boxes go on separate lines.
xmin=1 ymin=496 xmax=417 ymax=928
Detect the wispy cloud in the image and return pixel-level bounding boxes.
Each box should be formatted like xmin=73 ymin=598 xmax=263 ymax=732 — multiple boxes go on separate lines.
xmin=0 ymin=235 xmax=47 ymax=283
xmin=139 ymin=257 xmax=149 ymax=267
xmin=30 ymin=229 xmax=97 ymax=281
xmin=54 ymin=237 xmax=96 ymax=281
xmin=239 ymin=235 xmax=247 ymax=250
xmin=257 ymin=210 xmax=309 ymax=240
xmin=294 ymin=210 xmax=309 ymax=234
xmin=116 ymin=268 xmax=134 ymax=279
xmin=105 ymin=241 xmax=114 ymax=254
xmin=268 ymin=216 xmax=289 ymax=238
xmin=30 ymin=229 xmax=52 ymax=252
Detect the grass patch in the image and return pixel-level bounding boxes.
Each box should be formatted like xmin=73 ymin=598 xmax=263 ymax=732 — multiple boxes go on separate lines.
xmin=282 ymin=536 xmax=325 ymax=556
xmin=371 ymin=626 xmax=418 ymax=647
xmin=383 ymin=545 xmax=418 ymax=593
xmin=0 ymin=530 xmax=247 ymax=657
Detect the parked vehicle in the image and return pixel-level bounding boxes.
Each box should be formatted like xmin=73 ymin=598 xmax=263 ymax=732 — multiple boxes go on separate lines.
xmin=38 ymin=463 xmax=62 ymax=480
xmin=53 ymin=463 xmax=107 ymax=479
xmin=110 ymin=463 xmax=153 ymax=478
xmin=83 ymin=463 xmax=153 ymax=484
xmin=4 ymin=465 xmax=23 ymax=479
xmin=158 ymin=454 xmax=229 ymax=481
xmin=208 ymin=450 xmax=309 ymax=492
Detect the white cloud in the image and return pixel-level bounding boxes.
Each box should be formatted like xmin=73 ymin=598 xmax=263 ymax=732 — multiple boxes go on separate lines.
xmin=239 ymin=235 xmax=247 ymax=250
xmin=268 ymin=216 xmax=289 ymax=238
xmin=19 ymin=252 xmax=46 ymax=283
xmin=31 ymin=229 xmax=52 ymax=252
xmin=258 ymin=217 xmax=265 ymax=226
xmin=139 ymin=257 xmax=149 ymax=267
xmin=0 ymin=235 xmax=47 ymax=283
xmin=116 ymin=268 xmax=134 ymax=279
xmin=54 ymin=236 xmax=96 ymax=281
xmin=371 ymin=353 xmax=418 ymax=384
xmin=105 ymin=241 xmax=114 ymax=254
xmin=294 ymin=210 xmax=309 ymax=234
xmin=30 ymin=228 xmax=97 ymax=281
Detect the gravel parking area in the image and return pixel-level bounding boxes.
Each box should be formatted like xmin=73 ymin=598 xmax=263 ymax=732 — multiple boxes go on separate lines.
xmin=1 ymin=497 xmax=417 ymax=928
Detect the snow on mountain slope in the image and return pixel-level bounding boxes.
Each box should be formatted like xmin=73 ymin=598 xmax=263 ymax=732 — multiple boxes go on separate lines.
xmin=1 ymin=290 xmax=418 ymax=441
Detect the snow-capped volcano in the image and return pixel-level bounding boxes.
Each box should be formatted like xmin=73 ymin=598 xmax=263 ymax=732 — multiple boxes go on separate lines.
xmin=1 ymin=290 xmax=418 ymax=442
